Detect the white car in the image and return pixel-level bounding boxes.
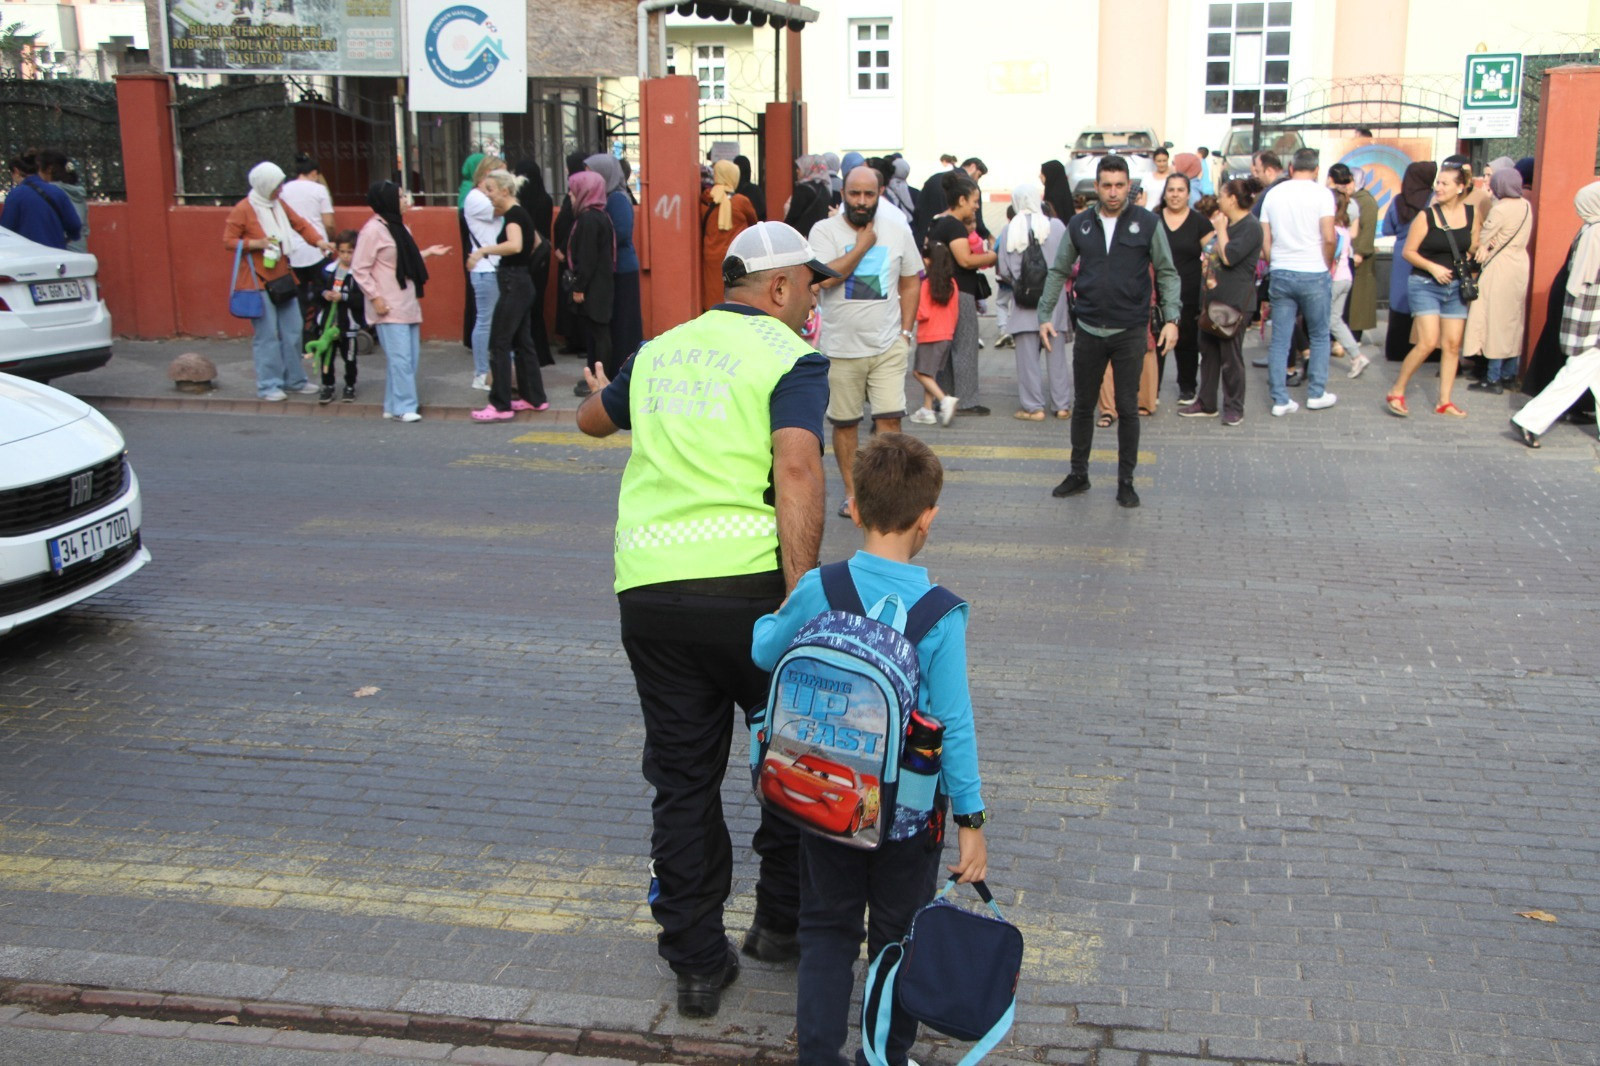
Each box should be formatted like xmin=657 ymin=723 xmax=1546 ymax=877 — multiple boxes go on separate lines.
xmin=0 ymin=373 xmax=149 ymax=636
xmin=0 ymin=226 xmax=113 ymax=382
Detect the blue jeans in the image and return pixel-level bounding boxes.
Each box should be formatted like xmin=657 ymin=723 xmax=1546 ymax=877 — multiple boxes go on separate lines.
xmin=795 ymin=833 xmax=941 ymax=1066
xmin=469 ymin=270 xmax=499 ymax=377
xmin=376 ymin=322 xmax=420 ymax=416
xmin=251 ymin=295 xmax=309 ymax=396
xmin=1267 ymin=269 xmax=1332 ymax=405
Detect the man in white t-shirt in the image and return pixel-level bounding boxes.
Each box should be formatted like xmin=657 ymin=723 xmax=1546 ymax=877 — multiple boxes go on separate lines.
xmin=460 ymin=174 xmax=503 ymax=390
xmin=808 ymin=165 xmax=922 ymax=517
xmin=279 ymin=158 xmax=336 ymax=343
xmin=1260 ymin=148 xmax=1338 ymax=416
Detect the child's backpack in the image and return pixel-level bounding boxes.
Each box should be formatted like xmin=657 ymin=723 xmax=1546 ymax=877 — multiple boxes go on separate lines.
xmin=861 ymin=877 xmax=1024 ymax=1066
xmin=1011 ymin=226 xmax=1050 ymax=309
xmin=750 ymin=561 xmax=963 ymax=850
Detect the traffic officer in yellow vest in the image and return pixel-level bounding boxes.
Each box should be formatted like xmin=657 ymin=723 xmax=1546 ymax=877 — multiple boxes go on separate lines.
xmin=577 ymin=221 xmax=836 ymax=1018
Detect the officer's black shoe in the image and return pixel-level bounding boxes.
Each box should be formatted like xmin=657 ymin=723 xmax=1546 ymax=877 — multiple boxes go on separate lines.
xmin=1051 ymin=473 xmax=1090 ymax=498
xmin=1117 ymin=482 xmax=1141 ymax=508
xmin=742 ymin=922 xmax=800 ymax=964
xmin=677 ymin=940 xmax=740 ymax=1018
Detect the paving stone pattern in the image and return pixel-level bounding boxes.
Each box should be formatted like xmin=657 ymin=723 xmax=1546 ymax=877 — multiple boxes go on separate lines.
xmin=3 ymin=339 xmax=1599 ymax=1065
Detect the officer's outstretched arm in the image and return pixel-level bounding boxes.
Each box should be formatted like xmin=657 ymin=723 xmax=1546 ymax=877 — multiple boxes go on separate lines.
xmin=772 ymin=427 xmax=824 ymax=594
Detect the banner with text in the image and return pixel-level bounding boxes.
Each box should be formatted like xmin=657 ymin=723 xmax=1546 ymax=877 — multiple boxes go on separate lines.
xmin=406 ymin=0 xmax=526 ymax=114
xmin=163 ymin=0 xmax=403 ymax=75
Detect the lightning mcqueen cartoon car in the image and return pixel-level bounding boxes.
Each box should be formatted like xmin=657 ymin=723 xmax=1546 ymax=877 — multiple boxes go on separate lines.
xmin=760 ymin=752 xmax=880 ymax=836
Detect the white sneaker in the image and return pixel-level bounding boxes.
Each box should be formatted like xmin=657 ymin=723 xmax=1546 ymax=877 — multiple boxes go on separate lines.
xmin=470 ymin=374 xmax=490 ymax=391
xmin=938 ymin=395 xmax=959 ymax=427
xmin=1271 ymin=399 xmax=1300 ymax=417
xmin=1347 ymin=354 xmax=1370 ymax=379
xmin=1306 ymin=392 xmax=1338 ymax=410
xmin=289 ymin=381 xmax=321 ymax=394
xmin=260 ymin=389 xmax=288 ymax=402
xmin=908 ymin=407 xmax=937 ymax=425
xmin=399 ymin=412 xmax=422 ymax=423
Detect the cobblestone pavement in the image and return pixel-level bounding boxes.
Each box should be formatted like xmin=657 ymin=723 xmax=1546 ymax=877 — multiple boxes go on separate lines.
xmin=4 ymin=330 xmax=1600 ymax=1065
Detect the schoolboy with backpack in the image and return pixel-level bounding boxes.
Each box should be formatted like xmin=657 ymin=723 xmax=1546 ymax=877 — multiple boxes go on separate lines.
xmin=750 ymin=433 xmax=989 ymax=1066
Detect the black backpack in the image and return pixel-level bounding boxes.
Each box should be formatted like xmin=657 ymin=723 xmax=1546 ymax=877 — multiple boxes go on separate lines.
xmin=1011 ymin=226 xmax=1049 ymax=309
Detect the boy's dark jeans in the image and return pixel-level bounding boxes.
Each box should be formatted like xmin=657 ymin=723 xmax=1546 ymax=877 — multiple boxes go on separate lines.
xmin=796 ymin=833 xmax=942 ymax=1066
xmin=319 ymin=337 xmax=357 ymax=388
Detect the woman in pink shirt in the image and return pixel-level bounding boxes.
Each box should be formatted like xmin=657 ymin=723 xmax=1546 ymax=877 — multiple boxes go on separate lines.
xmin=351 ymin=182 xmax=450 ymax=421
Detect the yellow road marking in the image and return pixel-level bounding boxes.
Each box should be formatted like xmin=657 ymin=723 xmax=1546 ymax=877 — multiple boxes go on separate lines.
xmin=296 ymin=517 xmax=565 ymax=539
xmin=509 ymin=430 xmax=631 ymax=449
xmin=452 ymin=454 xmax=618 ymax=475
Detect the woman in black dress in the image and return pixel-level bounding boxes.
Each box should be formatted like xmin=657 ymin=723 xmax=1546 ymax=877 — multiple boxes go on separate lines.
xmin=1157 ymin=173 xmax=1212 ymax=405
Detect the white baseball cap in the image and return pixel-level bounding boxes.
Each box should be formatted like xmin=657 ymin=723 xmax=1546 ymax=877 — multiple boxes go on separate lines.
xmin=722 ymin=221 xmax=841 ymax=286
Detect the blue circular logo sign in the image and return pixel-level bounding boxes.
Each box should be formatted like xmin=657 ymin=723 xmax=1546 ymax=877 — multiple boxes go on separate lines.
xmin=424 ymin=5 xmax=505 ymax=90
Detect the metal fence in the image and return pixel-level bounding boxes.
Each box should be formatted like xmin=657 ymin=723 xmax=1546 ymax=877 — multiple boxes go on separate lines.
xmin=0 ymin=75 xmax=125 ymax=199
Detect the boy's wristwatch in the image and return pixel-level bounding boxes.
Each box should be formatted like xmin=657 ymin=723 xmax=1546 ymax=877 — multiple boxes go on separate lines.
xmin=953 ymin=810 xmax=987 ymax=830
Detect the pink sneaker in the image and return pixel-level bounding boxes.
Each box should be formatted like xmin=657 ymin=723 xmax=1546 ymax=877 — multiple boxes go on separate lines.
xmin=511 ymin=399 xmax=549 ymax=412
xmin=471 ymin=405 xmax=514 ymax=422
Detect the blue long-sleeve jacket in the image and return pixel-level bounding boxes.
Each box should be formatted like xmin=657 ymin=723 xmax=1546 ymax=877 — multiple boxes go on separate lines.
xmin=0 ymin=176 xmax=82 ymax=250
xmin=751 ymin=551 xmax=985 ymax=817
xmin=605 ymin=190 xmax=639 ymax=274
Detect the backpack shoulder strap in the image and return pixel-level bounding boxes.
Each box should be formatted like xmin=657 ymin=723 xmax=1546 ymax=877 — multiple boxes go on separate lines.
xmin=819 ymin=561 xmax=865 ymax=616
xmin=903 ymin=586 xmax=964 ymax=646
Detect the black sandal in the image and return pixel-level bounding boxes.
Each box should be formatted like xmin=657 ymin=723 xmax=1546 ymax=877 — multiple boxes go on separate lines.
xmin=1510 ymin=420 xmax=1540 ymax=449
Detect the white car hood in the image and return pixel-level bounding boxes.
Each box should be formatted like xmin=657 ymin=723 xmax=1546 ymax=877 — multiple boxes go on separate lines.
xmin=0 ymin=372 xmax=91 ymax=445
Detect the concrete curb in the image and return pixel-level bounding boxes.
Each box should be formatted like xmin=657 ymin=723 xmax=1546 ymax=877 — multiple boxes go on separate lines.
xmin=0 ymin=980 xmax=782 ymax=1065
xmin=77 ymin=395 xmax=583 ymax=425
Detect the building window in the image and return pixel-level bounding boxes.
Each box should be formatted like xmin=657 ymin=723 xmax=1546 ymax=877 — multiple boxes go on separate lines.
xmin=695 ymin=44 xmax=726 ymax=102
xmin=1205 ymin=1 xmax=1292 ymax=117
xmin=849 ymin=19 xmax=893 ymax=95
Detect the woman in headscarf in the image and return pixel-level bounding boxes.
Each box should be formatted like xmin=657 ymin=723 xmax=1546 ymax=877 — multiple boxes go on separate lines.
xmin=553 ymin=152 xmax=588 ymax=354
xmin=1510 ymin=181 xmax=1600 ymax=446
xmin=351 ymin=181 xmax=451 ymax=422
xmin=884 ymin=157 xmax=917 ymax=221
xmin=700 ymin=158 xmax=758 ymax=310
xmin=1464 ymin=167 xmax=1534 ymax=395
xmin=994 ymin=179 xmax=1071 ymax=420
xmin=1040 ymin=160 xmax=1074 ymax=223
xmin=1383 ymin=160 xmax=1437 ymax=363
xmin=566 ymin=171 xmax=617 ymax=383
xmin=583 ymin=153 xmax=642 ymax=393
xmin=823 ymin=152 xmax=843 ymax=199
xmin=734 ymin=154 xmax=766 ymax=220
xmin=783 ymin=155 xmax=832 ymax=243
xmin=222 ymin=161 xmax=333 ymax=400
xmin=513 ymin=158 xmax=555 ymax=367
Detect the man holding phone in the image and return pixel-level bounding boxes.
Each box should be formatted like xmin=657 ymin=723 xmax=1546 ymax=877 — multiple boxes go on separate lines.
xmin=1037 ymin=156 xmax=1180 ymax=508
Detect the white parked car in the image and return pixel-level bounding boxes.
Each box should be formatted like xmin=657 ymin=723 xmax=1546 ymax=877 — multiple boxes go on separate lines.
xmin=0 ymin=226 xmax=113 ymax=382
xmin=0 ymin=373 xmax=149 ymax=636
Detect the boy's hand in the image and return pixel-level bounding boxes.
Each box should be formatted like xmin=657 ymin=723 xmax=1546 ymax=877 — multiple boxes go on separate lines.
xmin=948 ymin=826 xmax=987 ymax=884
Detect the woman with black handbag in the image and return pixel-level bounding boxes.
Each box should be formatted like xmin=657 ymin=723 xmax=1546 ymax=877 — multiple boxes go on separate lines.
xmin=1387 ymin=162 xmax=1476 ymax=418
xmin=1179 ymin=177 xmax=1262 ymax=426
xmin=223 ymin=161 xmax=334 ymax=401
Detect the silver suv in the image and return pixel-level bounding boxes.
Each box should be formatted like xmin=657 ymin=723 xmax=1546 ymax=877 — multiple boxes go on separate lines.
xmin=1065 ymin=127 xmax=1165 ymax=202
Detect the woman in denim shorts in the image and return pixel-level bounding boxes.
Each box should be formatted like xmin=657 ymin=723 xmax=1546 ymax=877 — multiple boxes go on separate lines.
xmin=1387 ymin=163 xmax=1479 ymax=417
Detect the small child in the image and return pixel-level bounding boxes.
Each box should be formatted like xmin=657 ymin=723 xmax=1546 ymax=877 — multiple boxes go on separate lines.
xmin=908 ymin=242 xmax=961 ymax=427
xmin=310 ymin=230 xmax=367 ymax=404
xmin=1327 ymin=191 xmax=1369 ymax=378
xmin=751 ymin=433 xmax=988 ymax=1066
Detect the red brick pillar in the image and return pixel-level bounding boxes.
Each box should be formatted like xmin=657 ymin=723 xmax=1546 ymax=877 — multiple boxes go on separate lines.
xmin=1526 ymin=65 xmax=1600 ymax=366
xmin=114 ymin=73 xmax=180 ymax=338
xmin=637 ymin=75 xmax=701 ymax=337
xmin=763 ymin=102 xmax=795 ymax=225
